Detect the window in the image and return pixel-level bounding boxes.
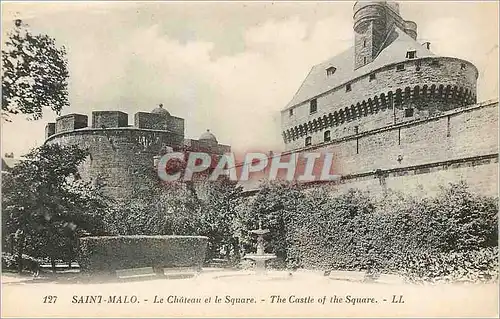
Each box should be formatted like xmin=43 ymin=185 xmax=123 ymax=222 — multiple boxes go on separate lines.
xmin=363 ymin=57 xmax=367 ymax=65
xmin=369 ymin=73 xmax=376 ymax=81
xmin=326 ymin=66 xmax=336 ymax=76
xmin=346 ymin=83 xmax=352 ymax=92
xmin=416 ymin=60 xmax=422 ymax=71
xmin=289 ymin=109 xmax=293 ymax=116
xmin=406 ymin=50 xmax=417 ymax=59
xmin=354 ymin=125 xmax=359 ymax=134
xmin=310 ymin=99 xmax=317 ymax=114
xmin=396 ymin=63 xmax=405 ymax=71
xmin=324 ymin=130 xmax=331 ymax=142
xmin=305 ymin=136 xmax=312 ymax=146
xmin=461 ymin=63 xmax=466 ymax=70
xmin=363 ymin=39 xmax=367 ymax=47
xmin=404 ymin=108 xmax=414 ymax=117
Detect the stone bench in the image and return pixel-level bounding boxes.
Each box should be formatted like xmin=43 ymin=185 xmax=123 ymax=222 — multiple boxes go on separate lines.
xmin=116 ymin=267 xmax=157 ymax=279
xmin=324 ymin=270 xmax=403 ymax=284
xmin=116 ymin=266 xmax=202 ymax=279
xmin=161 ymin=266 xmax=202 ymax=277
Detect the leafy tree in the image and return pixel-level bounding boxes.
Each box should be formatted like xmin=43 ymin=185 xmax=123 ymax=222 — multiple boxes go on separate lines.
xmin=2 ymin=19 xmax=69 ymax=120
xmin=195 ymin=178 xmax=243 ymax=262
xmin=2 ymin=143 xmax=110 ymax=273
xmin=238 ymin=180 xmax=304 ymax=264
xmin=105 ymin=161 xmax=205 ymax=236
xmin=108 ymin=162 xmax=244 ymax=262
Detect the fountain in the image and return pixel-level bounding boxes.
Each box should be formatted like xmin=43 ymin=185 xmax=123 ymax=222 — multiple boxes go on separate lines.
xmin=243 ymin=220 xmax=276 ymax=274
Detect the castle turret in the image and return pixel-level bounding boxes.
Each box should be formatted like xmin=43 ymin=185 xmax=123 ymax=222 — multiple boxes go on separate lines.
xmin=353 ymin=1 xmax=418 ymax=69
xmin=353 ymin=1 xmax=388 ymax=69
xmin=404 ymin=20 xmax=417 ymax=40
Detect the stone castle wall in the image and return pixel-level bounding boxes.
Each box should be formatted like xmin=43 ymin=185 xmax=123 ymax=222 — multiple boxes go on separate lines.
xmin=55 ymin=114 xmax=88 ymax=133
xmin=321 ymin=157 xmax=498 ymax=198
xmin=282 ymin=57 xmax=478 ymax=150
xmin=46 ymin=128 xmax=184 ymax=202
xmin=241 ymin=100 xmax=498 ymax=197
xmin=92 ymin=111 xmax=129 ymax=129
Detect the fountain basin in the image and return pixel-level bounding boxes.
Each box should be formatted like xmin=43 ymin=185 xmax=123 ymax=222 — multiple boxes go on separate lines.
xmin=249 ymin=229 xmax=270 ymax=235
xmin=244 ymin=254 xmax=277 ymax=261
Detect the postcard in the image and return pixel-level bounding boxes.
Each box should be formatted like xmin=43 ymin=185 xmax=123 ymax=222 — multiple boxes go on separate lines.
xmin=1 ymin=1 xmax=498 ymax=318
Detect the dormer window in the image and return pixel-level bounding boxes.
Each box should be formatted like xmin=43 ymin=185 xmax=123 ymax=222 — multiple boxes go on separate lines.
xmin=289 ymin=108 xmax=293 ymax=116
xmin=406 ymin=50 xmax=417 ymax=59
xmin=396 ymin=63 xmax=405 ymax=71
xmin=369 ymin=73 xmax=376 ymax=81
xmin=326 ymin=66 xmax=336 ymax=76
xmin=346 ymin=83 xmax=352 ymax=92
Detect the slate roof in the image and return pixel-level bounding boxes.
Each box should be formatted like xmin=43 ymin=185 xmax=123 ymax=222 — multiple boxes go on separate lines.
xmin=284 ymin=26 xmax=435 ymax=110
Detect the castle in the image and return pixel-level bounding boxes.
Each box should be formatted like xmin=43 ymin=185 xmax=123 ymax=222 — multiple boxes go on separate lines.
xmin=275 ymin=1 xmax=498 ymax=196
xmin=44 ymin=1 xmax=498 ymax=199
xmin=44 ymin=104 xmax=230 ymax=201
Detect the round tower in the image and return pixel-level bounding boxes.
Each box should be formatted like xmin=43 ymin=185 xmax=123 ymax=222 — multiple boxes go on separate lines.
xmin=353 ymin=1 xmax=388 ymax=69
xmin=45 ymin=108 xmax=186 ymax=204
xmin=353 ymin=1 xmax=386 ymax=33
xmin=404 ymin=20 xmax=417 ymax=40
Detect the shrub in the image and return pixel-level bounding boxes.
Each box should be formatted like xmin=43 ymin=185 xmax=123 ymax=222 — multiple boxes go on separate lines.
xmin=2 ymin=252 xmax=42 ymax=274
xmin=246 ymin=181 xmax=498 ymax=282
xmin=77 ymin=235 xmax=208 ymax=273
xmin=398 ymin=247 xmax=499 ymax=283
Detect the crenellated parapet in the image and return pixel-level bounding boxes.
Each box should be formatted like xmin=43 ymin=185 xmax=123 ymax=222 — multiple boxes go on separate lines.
xmin=44 ymin=105 xmax=230 ymax=202
xmin=45 ymin=108 xmax=185 ymax=140
xmin=92 ymin=111 xmax=129 ymax=129
xmin=54 ymin=113 xmax=88 ymax=134
xmin=282 ymin=84 xmax=477 ymax=149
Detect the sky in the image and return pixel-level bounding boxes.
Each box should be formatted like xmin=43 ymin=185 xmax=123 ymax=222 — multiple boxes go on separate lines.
xmin=1 ymin=1 xmax=498 ymax=157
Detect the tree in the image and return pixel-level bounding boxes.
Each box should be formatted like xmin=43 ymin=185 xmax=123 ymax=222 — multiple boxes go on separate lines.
xmin=238 ymin=180 xmax=305 ymax=264
xmin=104 ymin=160 xmax=205 ymax=236
xmin=2 ymin=143 xmax=110 ymax=273
xmin=107 ymin=161 xmax=244 ymax=262
xmin=2 ymin=19 xmax=69 ymax=120
xmin=195 ymin=178 xmax=243 ymax=262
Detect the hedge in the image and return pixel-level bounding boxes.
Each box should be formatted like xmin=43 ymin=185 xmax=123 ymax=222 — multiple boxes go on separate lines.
xmin=397 ymin=247 xmax=499 ymax=283
xmin=239 ymin=181 xmax=498 ymax=282
xmin=77 ymin=235 xmax=208 ymax=273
